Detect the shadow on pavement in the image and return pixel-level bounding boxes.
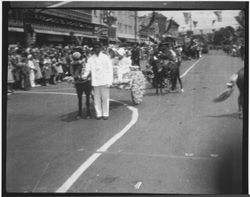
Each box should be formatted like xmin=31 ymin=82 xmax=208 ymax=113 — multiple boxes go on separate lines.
xmin=207 ymin=112 xmax=240 ymax=120
xmin=110 ymin=101 xmax=125 ymax=109
xmin=59 ymin=101 xmax=124 ymax=122
xmin=111 ymin=99 xmax=136 ymax=107
xmin=216 ymin=143 xmax=242 ymax=193
xmin=59 ymin=111 xmax=88 ymax=122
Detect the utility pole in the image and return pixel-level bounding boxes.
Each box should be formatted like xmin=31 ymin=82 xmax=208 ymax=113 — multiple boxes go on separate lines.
xmin=190 ymin=18 xmax=193 ymax=31
xmin=134 ymin=11 xmax=137 ymax=43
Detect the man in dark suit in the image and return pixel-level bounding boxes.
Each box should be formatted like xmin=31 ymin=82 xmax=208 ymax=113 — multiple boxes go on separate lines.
xmin=131 ymin=43 xmax=140 ymax=68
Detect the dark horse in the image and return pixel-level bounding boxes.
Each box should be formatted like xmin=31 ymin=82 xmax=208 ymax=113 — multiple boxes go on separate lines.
xmin=213 ymin=67 xmax=244 ymax=118
xmin=70 ymin=60 xmax=92 ymax=119
xmin=149 ymin=52 xmax=169 ymax=95
xmin=168 ymin=60 xmax=183 ymax=92
xmin=153 ymin=47 xmax=183 ymax=94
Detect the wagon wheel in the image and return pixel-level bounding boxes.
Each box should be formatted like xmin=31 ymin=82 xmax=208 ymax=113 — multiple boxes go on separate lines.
xmin=130 ymin=71 xmax=146 ymax=105
xmin=164 ymin=77 xmax=171 ymax=92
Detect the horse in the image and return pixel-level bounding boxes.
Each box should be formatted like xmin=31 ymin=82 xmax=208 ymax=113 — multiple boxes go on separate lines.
xmin=213 ymin=67 xmax=244 ymax=118
xmin=154 ymin=59 xmax=168 ymax=95
xmin=168 ymin=60 xmax=183 ymax=92
xmin=70 ymin=58 xmax=93 ymax=119
xmin=149 ymin=54 xmax=168 ymax=95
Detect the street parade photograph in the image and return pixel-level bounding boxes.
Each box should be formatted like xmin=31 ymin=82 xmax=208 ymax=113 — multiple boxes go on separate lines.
xmin=2 ymin=1 xmax=248 ymax=195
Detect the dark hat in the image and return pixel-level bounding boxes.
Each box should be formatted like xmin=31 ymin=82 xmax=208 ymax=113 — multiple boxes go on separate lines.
xmin=92 ymin=42 xmax=102 ymax=49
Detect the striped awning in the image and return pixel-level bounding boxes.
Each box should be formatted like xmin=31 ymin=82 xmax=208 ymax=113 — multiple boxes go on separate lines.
xmin=8 ymin=27 xmax=24 ymax=32
xmin=34 ymin=29 xmax=97 ymax=38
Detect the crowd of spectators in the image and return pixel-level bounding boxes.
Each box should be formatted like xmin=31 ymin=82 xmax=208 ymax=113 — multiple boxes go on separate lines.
xmin=7 ymin=43 xmax=143 ymax=95
xmin=7 ymin=39 xmax=212 ymax=95
xmin=8 ymin=44 xmax=77 ymax=93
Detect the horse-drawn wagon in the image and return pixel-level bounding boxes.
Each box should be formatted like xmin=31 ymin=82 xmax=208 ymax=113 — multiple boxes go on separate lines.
xmin=66 ymin=57 xmax=146 ymax=106
xmin=144 ymin=35 xmax=184 ymax=94
xmin=112 ymin=65 xmax=146 ymax=105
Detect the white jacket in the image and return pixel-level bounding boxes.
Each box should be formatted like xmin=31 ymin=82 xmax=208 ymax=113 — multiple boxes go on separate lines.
xmin=83 ymin=52 xmax=113 ymax=86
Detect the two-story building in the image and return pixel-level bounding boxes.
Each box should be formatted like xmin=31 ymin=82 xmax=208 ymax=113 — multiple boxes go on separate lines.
xmin=8 ymin=9 xmax=109 ymax=46
xmin=138 ymin=12 xmax=179 ymax=43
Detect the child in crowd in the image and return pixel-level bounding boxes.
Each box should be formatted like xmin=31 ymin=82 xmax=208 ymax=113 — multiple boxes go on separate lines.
xmin=8 ymin=55 xmax=15 ymax=94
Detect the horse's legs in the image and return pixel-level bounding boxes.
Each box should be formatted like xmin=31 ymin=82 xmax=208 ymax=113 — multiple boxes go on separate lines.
xmin=171 ymin=73 xmax=177 ymax=91
xmin=178 ymin=77 xmax=183 ymax=88
xmin=155 ymin=77 xmax=159 ymax=95
xmin=238 ymin=92 xmax=243 ymax=118
xmin=236 ymin=69 xmax=244 ymax=119
xmin=75 ymin=84 xmax=84 ymax=118
xmin=160 ymin=78 xmax=163 ymax=95
xmin=156 ymin=82 xmax=159 ymax=95
xmin=84 ymin=87 xmax=92 ymax=118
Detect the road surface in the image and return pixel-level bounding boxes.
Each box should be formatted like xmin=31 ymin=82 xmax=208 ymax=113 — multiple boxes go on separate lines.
xmin=6 ymin=50 xmax=244 ymax=194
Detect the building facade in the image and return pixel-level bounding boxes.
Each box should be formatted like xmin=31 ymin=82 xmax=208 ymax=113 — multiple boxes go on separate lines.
xmin=115 ymin=11 xmax=138 ymax=43
xmin=8 ymin=9 xmax=140 ymax=47
xmin=92 ymin=10 xmax=139 ymax=44
xmin=8 ymin=9 xmax=109 ymax=46
xmin=138 ymin=12 xmax=180 ymax=43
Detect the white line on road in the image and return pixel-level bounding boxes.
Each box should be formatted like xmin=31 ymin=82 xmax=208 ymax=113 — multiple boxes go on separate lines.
xmin=56 ymin=153 xmax=102 ymax=192
xmin=15 ymin=91 xmax=76 ymax=96
xmin=14 ymin=91 xmax=139 ymax=193
xmin=47 ymin=1 xmax=72 ymax=8
xmin=180 ymin=58 xmax=204 ymax=78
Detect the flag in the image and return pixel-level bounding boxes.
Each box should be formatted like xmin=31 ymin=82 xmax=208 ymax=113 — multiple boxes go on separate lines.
xmin=214 ymin=11 xmax=222 ymax=22
xmin=193 ymin=21 xmax=198 ymax=28
xmin=149 ymin=36 xmax=158 ymax=44
xmin=165 ymin=18 xmax=173 ymax=33
xmin=212 ymin=20 xmax=216 ymax=25
xmin=139 ymin=11 xmax=156 ymax=32
xmin=183 ymin=12 xmax=192 ymax=24
xmin=235 ymin=16 xmax=245 ymax=28
xmin=103 ymin=10 xmax=116 ymax=25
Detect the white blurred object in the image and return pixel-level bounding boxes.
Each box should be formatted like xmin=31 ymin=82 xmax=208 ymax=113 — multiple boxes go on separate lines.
xmin=117 ymin=48 xmax=126 ymax=56
xmin=134 ymin=182 xmax=142 ymax=190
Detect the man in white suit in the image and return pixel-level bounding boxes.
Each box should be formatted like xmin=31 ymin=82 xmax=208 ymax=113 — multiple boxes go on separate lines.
xmin=82 ymin=42 xmax=113 ymax=120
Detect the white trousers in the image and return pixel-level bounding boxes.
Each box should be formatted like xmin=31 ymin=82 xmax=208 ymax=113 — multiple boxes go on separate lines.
xmin=30 ymin=70 xmax=36 ymax=87
xmin=93 ymin=86 xmax=110 ymax=117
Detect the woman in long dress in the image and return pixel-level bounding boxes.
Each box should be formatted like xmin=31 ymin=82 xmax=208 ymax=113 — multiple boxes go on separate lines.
xmin=8 ymin=55 xmax=15 ymax=94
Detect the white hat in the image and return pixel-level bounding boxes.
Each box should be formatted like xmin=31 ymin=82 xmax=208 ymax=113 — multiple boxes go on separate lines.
xmin=117 ymin=48 xmax=126 ymax=56
xmin=72 ymin=52 xmax=81 ymax=60
xmin=27 ymin=54 xmax=33 ymax=59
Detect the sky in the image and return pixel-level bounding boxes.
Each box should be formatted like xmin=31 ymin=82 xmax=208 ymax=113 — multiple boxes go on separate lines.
xmin=138 ymin=10 xmax=241 ymax=33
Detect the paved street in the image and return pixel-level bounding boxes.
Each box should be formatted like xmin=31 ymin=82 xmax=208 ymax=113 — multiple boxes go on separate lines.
xmin=6 ymin=50 xmax=244 ymax=194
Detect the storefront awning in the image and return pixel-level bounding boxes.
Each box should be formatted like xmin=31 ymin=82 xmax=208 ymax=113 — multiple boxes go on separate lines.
xmin=126 ymin=38 xmax=137 ymax=43
xmin=118 ymin=37 xmax=137 ymax=43
xmin=8 ymin=27 xmax=24 ymax=32
xmin=74 ymin=33 xmax=97 ymax=38
xmin=35 ymin=29 xmax=69 ymax=36
xmin=109 ymin=38 xmax=119 ymax=42
xmin=34 ymin=29 xmax=97 ymax=38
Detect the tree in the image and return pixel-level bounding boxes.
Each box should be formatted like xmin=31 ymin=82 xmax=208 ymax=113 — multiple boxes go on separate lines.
xmin=213 ymin=30 xmax=224 ymax=45
xmin=22 ymin=9 xmax=45 ymax=47
xmin=234 ymin=10 xmax=245 ymax=40
xmin=23 ymin=9 xmax=35 ymax=47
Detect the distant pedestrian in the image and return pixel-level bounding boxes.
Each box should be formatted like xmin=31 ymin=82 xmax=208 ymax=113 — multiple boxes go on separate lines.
xmin=27 ymin=54 xmax=37 ymax=88
xmin=166 ymin=44 xmax=183 ymax=92
xmin=82 ymin=42 xmax=113 ymax=120
xmin=131 ymin=43 xmax=140 ymax=68
xmin=51 ymin=58 xmax=58 ymax=84
xmin=8 ymin=56 xmax=15 ymax=94
xmin=33 ymin=56 xmax=42 ymax=86
xmin=20 ymin=57 xmax=31 ymax=90
xmin=55 ymin=61 xmax=64 ymax=82
xmin=42 ymin=55 xmax=52 ymax=86
xmin=240 ymin=43 xmax=245 ymax=61
xmin=116 ymin=48 xmax=131 ymax=82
